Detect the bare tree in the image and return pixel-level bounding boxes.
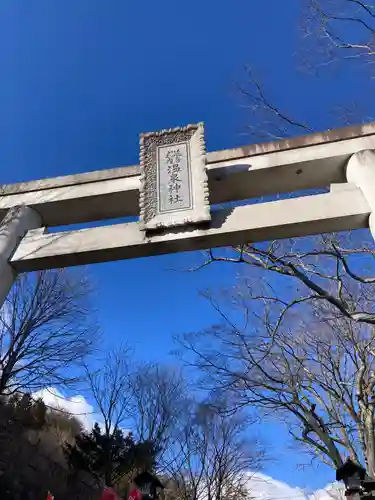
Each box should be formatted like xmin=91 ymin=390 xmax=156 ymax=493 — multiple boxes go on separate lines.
xmin=166 ymin=402 xmax=262 ymax=500
xmin=191 ymin=0 xmax=375 ymax=465
xmin=128 ymin=363 xmax=188 ymax=468
xmin=197 ymin=231 xmax=375 ymax=326
xmin=184 ymin=0 xmax=375 ymax=487
xmin=236 ymin=66 xmax=315 ymax=142
xmin=237 ymin=1 xmax=375 ymax=142
xmin=178 ymin=231 xmax=375 ymax=476
xmin=85 ymin=345 xmax=132 ymax=438
xmin=301 ymin=0 xmax=375 ymax=68
xmin=81 ymin=346 xmax=156 ymax=488
xmin=0 ymin=269 xmax=97 ymax=395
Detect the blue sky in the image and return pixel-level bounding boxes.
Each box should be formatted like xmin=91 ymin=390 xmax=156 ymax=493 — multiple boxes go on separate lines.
xmin=0 ymin=0 xmax=373 ymax=493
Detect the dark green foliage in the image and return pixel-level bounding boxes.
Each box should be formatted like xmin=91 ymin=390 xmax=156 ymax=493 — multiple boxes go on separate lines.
xmin=65 ymin=422 xmax=156 ymax=488
xmin=0 ymin=394 xmax=46 ymax=438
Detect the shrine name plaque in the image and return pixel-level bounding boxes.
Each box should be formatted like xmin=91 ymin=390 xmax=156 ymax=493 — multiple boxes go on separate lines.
xmin=139 ymin=123 xmax=211 ymax=231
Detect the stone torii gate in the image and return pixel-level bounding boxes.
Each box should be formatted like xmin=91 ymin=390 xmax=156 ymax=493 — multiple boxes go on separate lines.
xmin=1 ymin=121 xmax=375 ymax=307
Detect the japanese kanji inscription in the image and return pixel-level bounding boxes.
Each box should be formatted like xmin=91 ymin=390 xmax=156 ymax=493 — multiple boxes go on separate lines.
xmin=139 ymin=123 xmax=211 ymax=231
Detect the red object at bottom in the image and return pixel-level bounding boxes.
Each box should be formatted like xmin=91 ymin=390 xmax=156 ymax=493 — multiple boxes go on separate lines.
xmin=129 ymin=488 xmax=143 ymax=500
xmin=100 ymin=487 xmax=120 ymax=500
xmin=46 ymin=493 xmax=54 ymax=500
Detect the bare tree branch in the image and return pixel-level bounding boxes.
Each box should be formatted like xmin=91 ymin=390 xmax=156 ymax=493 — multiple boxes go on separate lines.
xmin=85 ymin=345 xmax=132 ymax=436
xmin=0 ymin=269 xmax=98 ymax=395
xmin=236 ymin=66 xmax=314 ymax=142
xmin=165 ymin=403 xmax=263 ymax=500
xmin=178 ymin=231 xmax=375 ymax=474
xmin=128 ymin=363 xmax=188 ymax=470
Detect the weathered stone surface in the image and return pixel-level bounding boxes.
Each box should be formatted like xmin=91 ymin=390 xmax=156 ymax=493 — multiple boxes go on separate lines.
xmin=0 ymin=123 xmax=375 ymax=227
xmin=347 ymin=149 xmax=375 ymax=238
xmin=0 ymin=206 xmax=41 ymax=306
xmin=11 ymin=186 xmax=370 ymax=272
xmin=139 ymin=123 xmax=210 ymax=231
xmin=2 ymin=121 xmax=375 ymax=197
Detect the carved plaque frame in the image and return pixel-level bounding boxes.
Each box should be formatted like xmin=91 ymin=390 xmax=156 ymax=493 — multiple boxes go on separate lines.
xmin=139 ymin=123 xmax=211 ymax=231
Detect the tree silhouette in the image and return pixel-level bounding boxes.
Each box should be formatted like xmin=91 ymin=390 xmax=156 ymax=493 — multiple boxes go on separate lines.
xmin=65 ymin=423 xmax=156 ymax=488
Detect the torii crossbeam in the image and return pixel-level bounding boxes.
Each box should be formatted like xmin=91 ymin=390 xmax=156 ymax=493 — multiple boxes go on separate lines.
xmin=1 ymin=122 xmax=375 ymax=306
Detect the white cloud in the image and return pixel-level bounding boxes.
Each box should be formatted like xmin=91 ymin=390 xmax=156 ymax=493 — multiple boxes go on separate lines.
xmin=33 ymin=387 xmax=98 ymax=430
xmin=246 ymin=472 xmax=344 ymax=500
xmin=34 ymin=387 xmax=131 ymax=436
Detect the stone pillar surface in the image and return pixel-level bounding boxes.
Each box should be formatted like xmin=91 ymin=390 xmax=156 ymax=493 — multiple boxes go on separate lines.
xmin=347 ymin=149 xmax=375 ymax=239
xmin=0 ymin=206 xmax=41 ymax=307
